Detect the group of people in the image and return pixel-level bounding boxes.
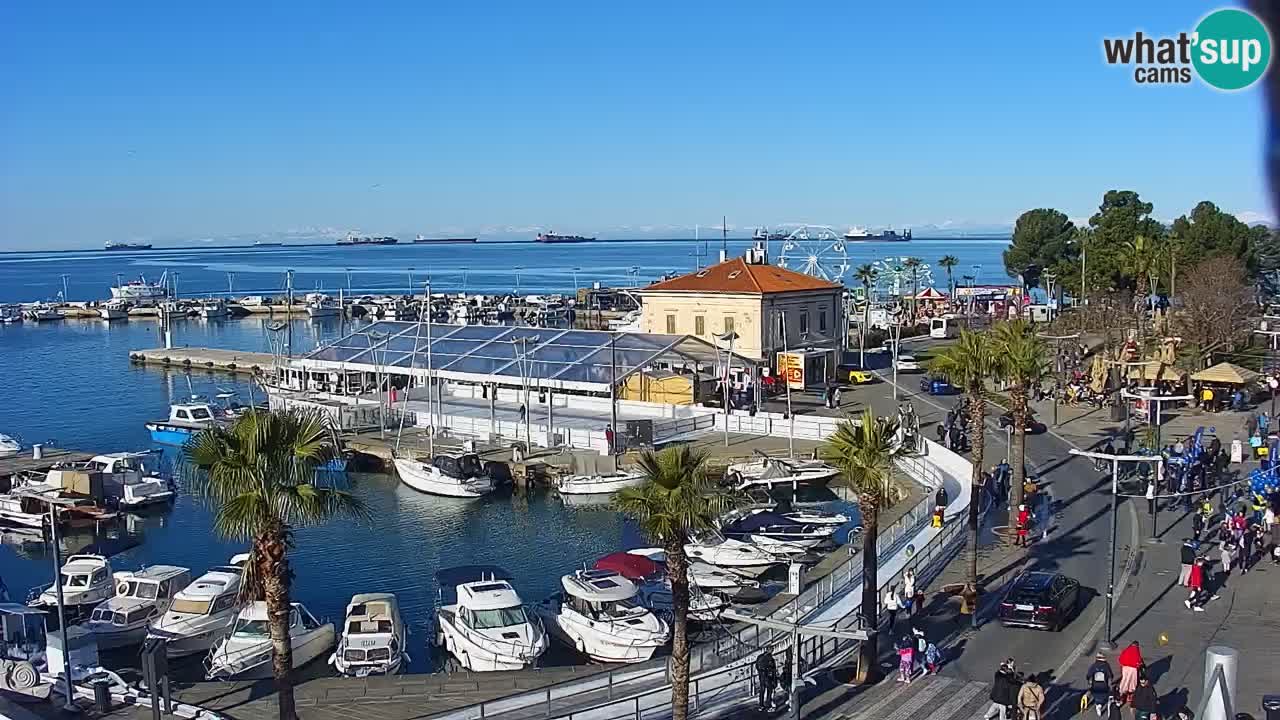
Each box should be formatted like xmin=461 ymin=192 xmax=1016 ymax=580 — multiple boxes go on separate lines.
xmin=984 ymin=659 xmax=1045 ymax=720
xmin=937 ymin=401 xmax=972 ymax=452
xmin=1079 ymin=643 xmax=1194 ymax=720
xmin=881 ymin=568 xmax=944 ymax=683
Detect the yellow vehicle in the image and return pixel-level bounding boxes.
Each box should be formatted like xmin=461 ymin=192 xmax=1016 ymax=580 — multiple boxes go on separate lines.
xmin=847 ymin=370 xmax=877 ymax=385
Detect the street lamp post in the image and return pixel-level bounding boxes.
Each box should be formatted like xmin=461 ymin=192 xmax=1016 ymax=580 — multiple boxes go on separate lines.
xmin=777 ymin=311 xmax=795 ymax=459
xmin=1119 ymin=388 xmax=1194 ymax=543
xmin=889 ymin=307 xmax=903 ymax=401
xmin=718 ymin=330 xmax=739 ymax=447
xmin=1037 ymin=332 xmax=1080 ymax=427
xmin=44 ymin=502 xmax=79 ymax=712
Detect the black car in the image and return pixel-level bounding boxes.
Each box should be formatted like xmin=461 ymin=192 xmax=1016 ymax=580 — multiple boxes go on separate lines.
xmin=998 ymin=571 xmax=1081 ymax=631
xmin=997 ymin=411 xmax=1041 ymax=432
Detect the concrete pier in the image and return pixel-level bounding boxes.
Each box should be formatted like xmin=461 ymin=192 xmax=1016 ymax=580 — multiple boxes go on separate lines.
xmin=130 ymin=347 xmax=275 ymax=375
xmin=0 ymin=446 xmax=97 ymax=486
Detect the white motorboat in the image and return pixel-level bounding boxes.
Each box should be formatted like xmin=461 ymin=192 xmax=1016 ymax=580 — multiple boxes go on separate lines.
xmin=533 ymin=569 xmax=669 ymax=664
xmin=726 ymin=456 xmax=840 ymax=490
xmin=306 ymin=296 xmax=341 ymax=318
xmin=27 ymin=305 xmax=63 ymax=322
xmin=111 ymin=273 xmax=168 ymax=301
xmin=635 ymin=578 xmax=728 ymax=623
xmin=330 ymin=593 xmax=408 ymax=677
xmin=394 ymin=453 xmax=494 ymax=498
xmin=683 ymin=531 xmax=781 ymax=578
xmin=0 ymin=434 xmax=19 ymax=459
xmin=83 ymin=452 xmax=175 ymax=509
xmin=199 ymin=299 xmax=229 ymax=319
xmin=722 ymin=510 xmax=835 ymax=556
xmin=556 ymin=471 xmax=645 ymax=496
xmin=434 ymin=566 xmax=547 ymax=672
xmin=780 ymin=508 xmax=851 ymax=527
xmin=87 ymin=565 xmax=192 ymax=650
xmin=146 ymin=556 xmax=248 ymax=658
xmin=98 ymin=301 xmax=129 ymax=321
xmin=205 ymin=601 xmax=335 ymax=680
xmin=0 ymin=492 xmax=46 ymax=530
xmin=145 ymin=402 xmax=223 ymax=445
xmin=28 ymin=554 xmax=114 ymax=616
xmin=624 ymin=548 xmax=759 ymax=597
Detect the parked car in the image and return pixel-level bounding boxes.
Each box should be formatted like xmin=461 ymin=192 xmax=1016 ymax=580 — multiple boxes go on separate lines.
xmin=919 ymin=376 xmax=957 ymax=395
xmin=847 ymin=370 xmax=877 ymax=385
xmin=998 ymin=571 xmax=1081 ymax=631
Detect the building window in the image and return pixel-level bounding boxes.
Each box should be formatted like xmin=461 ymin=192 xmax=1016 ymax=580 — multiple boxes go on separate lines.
xmin=694 ymin=315 xmax=705 ymax=336
xmin=723 ymin=316 xmax=735 ymax=335
xmin=819 ymin=310 xmax=828 ymax=333
xmin=666 ymin=314 xmax=676 ymax=334
xmin=799 ymin=311 xmax=809 ymax=335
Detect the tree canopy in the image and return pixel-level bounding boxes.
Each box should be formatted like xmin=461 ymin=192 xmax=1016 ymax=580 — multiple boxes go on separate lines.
xmin=1086 ymin=190 xmax=1166 ymax=291
xmin=1003 ymin=208 xmax=1077 ymax=288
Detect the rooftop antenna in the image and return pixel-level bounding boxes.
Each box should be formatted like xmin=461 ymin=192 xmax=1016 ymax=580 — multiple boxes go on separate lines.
xmin=720 ymin=216 xmax=727 ymax=263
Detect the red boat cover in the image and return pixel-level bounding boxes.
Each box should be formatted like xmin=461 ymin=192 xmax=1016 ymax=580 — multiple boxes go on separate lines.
xmin=594 ymin=552 xmax=662 ymax=580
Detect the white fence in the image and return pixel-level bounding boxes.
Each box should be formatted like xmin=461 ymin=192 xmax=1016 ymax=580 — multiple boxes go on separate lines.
xmin=713 ymin=409 xmax=843 ymax=441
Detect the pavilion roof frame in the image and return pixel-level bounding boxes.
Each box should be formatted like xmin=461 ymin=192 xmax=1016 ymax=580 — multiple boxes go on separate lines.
xmin=295 ymin=320 xmax=760 ymax=393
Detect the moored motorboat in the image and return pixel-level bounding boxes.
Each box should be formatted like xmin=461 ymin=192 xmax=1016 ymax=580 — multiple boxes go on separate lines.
xmin=331 ymin=593 xmax=408 ymax=677
xmin=84 ymin=452 xmax=175 ymax=509
xmin=434 ymin=566 xmax=547 ymax=672
xmin=28 ymin=554 xmax=115 ymax=620
xmin=99 ymin=300 xmax=129 ymax=321
xmin=144 ymin=403 xmax=223 ymax=445
xmin=0 ymin=434 xmax=20 ymax=459
xmin=532 ymin=569 xmax=669 ymax=664
xmin=624 ymin=548 xmax=759 ymax=597
xmin=146 ymin=555 xmax=248 ymax=658
xmin=394 ymin=453 xmax=494 ymax=498
xmin=87 ymin=565 xmax=192 ymax=650
xmin=722 ymin=510 xmax=832 ymax=556
xmin=683 ymin=531 xmax=781 ymax=578
xmin=725 ymin=455 xmax=839 ymax=490
xmin=205 ymin=601 xmax=335 ymax=679
xmin=556 ymin=470 xmax=644 ymax=496
xmin=593 ymin=552 xmax=726 ymax=622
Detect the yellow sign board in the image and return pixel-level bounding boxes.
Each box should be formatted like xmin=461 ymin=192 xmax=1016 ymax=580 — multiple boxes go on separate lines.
xmin=777 ymin=351 xmax=805 ymax=390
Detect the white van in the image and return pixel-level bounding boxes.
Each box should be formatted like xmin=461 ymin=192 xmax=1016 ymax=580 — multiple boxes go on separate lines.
xmin=929 ymin=316 xmax=959 ymax=339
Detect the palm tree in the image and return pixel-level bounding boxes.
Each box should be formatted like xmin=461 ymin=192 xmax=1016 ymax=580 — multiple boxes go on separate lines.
xmin=991 ymin=321 xmax=1050 ymax=528
xmin=1123 ymin=234 xmax=1161 ymax=344
xmin=938 ymin=255 xmax=959 ymax=302
xmin=929 ymin=329 xmax=998 ymax=593
xmin=821 ymin=408 xmax=904 ymax=683
xmin=614 ymin=447 xmax=734 ymax=720
xmin=186 ymin=409 xmax=367 ymax=720
xmin=903 ymin=257 xmax=923 ymax=317
xmin=854 ymin=264 xmax=878 ymax=367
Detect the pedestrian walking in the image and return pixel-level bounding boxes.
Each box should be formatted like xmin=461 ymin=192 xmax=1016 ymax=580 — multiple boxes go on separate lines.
xmin=1017 ymin=673 xmax=1045 ymax=720
xmin=1179 ymin=540 xmax=1196 ymax=586
xmin=924 ymin=641 xmax=941 ymax=675
xmin=1085 ymin=653 xmax=1114 ymax=716
xmin=912 ymin=626 xmax=928 ymax=676
xmin=604 ymin=423 xmax=615 ymax=454
xmin=1117 ymin=641 xmax=1144 ymax=697
xmin=1186 ymin=556 xmax=1207 ymax=610
xmin=1192 ymin=510 xmax=1205 ymax=542
xmin=1241 ymin=524 xmax=1256 ymax=573
xmin=1220 ymin=540 xmax=1235 ymax=579
xmin=895 ymin=634 xmax=915 ymax=683
xmin=903 ymin=569 xmax=917 ymax=616
xmin=1016 ymin=504 xmax=1030 ymax=547
xmin=1131 ymin=676 xmax=1159 ymax=720
xmin=754 ymin=651 xmax=778 ymax=711
xmin=1146 ymin=479 xmax=1157 ymax=516
xmin=883 ymin=584 xmax=901 ymax=630
xmin=984 ymin=660 xmax=1017 ymax=720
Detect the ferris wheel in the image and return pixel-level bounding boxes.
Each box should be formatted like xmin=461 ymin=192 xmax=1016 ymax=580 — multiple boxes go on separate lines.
xmin=776 ymin=226 xmax=850 ymax=282
xmin=869 ymin=256 xmax=936 ymax=301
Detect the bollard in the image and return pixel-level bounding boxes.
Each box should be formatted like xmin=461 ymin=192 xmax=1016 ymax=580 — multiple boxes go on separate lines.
xmin=32 ymin=444 xmax=43 ymax=460
xmin=1203 ymin=646 xmax=1239 ymax=720
xmin=92 ymin=678 xmax=112 ymax=712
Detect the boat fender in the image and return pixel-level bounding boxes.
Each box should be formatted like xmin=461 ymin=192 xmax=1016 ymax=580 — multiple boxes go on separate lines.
xmin=116 ymin=580 xmax=131 ymax=595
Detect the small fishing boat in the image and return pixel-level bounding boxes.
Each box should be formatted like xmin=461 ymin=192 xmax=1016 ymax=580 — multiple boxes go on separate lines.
xmin=205 ymin=601 xmax=335 ymax=679
xmin=27 ymin=305 xmax=63 ymax=322
xmin=394 ymin=452 xmax=494 ymax=498
xmin=144 ymin=403 xmax=222 ymax=445
xmin=84 ymin=452 xmax=175 ymax=509
xmin=28 ymin=554 xmax=115 ymax=620
xmin=330 ymin=593 xmax=408 ymax=677
xmin=99 ymin=300 xmax=129 ymax=321
xmin=0 ymin=434 xmax=19 ymax=459
xmin=199 ymin=299 xmax=229 ymax=319
xmin=306 ymin=297 xmax=341 ymax=318
xmin=556 ymin=470 xmax=645 ymax=496
xmin=532 ymin=569 xmax=669 ymax=664
xmin=684 ymin=531 xmax=781 ymax=578
xmin=146 ymin=555 xmax=248 ymax=658
xmin=434 ymin=566 xmax=547 ymax=672
xmin=87 ymin=565 xmax=192 ymax=650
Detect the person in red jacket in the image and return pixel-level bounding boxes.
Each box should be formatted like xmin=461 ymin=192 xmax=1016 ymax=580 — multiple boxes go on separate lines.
xmin=1117 ymin=641 xmax=1144 ymax=698
xmin=1016 ymin=504 xmax=1031 ymax=547
xmin=1185 ymin=556 xmax=1205 ymax=610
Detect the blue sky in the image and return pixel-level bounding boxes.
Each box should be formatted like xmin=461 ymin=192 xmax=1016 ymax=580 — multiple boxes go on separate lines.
xmin=0 ymin=1 xmax=1269 ymax=249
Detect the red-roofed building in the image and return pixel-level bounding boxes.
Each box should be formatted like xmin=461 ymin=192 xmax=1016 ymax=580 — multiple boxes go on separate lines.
xmin=637 ymin=247 xmax=843 ymax=380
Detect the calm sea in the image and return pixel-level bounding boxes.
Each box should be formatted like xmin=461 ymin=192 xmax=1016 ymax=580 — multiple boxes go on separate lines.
xmin=0 ymin=238 xmax=1007 ymax=673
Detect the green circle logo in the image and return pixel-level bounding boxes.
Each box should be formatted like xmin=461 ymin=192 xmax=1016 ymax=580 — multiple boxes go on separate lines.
xmin=1192 ymin=8 xmax=1272 ymax=90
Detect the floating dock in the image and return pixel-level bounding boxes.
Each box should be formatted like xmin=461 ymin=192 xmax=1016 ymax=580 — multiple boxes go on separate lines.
xmin=129 ymin=347 xmax=276 ymax=375
xmin=0 ymin=446 xmax=97 ymax=487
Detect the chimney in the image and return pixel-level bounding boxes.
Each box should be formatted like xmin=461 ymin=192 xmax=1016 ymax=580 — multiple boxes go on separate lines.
xmin=745 ymin=242 xmax=768 ymax=265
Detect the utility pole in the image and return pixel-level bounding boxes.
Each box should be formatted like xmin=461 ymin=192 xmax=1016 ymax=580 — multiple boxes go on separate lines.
xmin=45 ymin=503 xmax=79 ymax=712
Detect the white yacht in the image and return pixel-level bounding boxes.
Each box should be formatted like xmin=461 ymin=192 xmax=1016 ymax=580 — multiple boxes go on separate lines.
xmin=533 ymin=570 xmax=669 ymax=664
xmin=331 ymin=593 xmax=408 ymax=677
xmin=684 ymin=531 xmax=781 ymax=578
xmin=87 ymin=565 xmax=192 ymax=650
xmin=205 ymin=601 xmax=335 ymax=680
xmin=0 ymin=434 xmax=19 ymax=459
xmin=624 ymin=549 xmax=759 ymax=597
xmin=146 ymin=556 xmax=248 ymax=658
xmin=29 ymin=554 xmax=115 ymax=615
xmin=435 ymin=567 xmax=547 ymax=672
xmin=844 ymin=226 xmax=872 ymax=239
xmin=394 ymin=453 xmax=494 ymax=498
xmin=84 ymin=452 xmax=175 ymax=509
xmin=556 ymin=470 xmax=645 ymax=496
xmin=99 ymin=300 xmax=129 ymax=321
xmin=199 ymin=299 xmax=228 ymax=319
xmin=110 ymin=273 xmax=168 ymax=301
xmin=726 ymin=456 xmax=840 ymax=490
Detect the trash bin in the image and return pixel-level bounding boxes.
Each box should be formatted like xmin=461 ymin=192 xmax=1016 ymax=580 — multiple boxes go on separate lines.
xmin=1262 ymin=694 xmax=1280 ymax=720
xmin=92 ymin=677 xmax=112 ymax=712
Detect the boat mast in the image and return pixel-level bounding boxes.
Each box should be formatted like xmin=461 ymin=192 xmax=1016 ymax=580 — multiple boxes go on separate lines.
xmin=286 ymin=269 xmax=294 ymax=359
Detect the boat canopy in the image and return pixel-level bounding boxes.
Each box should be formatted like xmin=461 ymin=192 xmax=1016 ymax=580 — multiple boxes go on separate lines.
xmin=298 ymin=321 xmax=762 ymax=393
xmin=724 ymin=511 xmax=804 ymax=534
xmin=562 ymin=570 xmax=639 ymax=603
xmin=593 ymin=552 xmax=662 ymax=581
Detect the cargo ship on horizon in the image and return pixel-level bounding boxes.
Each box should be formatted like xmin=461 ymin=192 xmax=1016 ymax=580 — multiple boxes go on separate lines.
xmin=843 ymin=226 xmax=911 ymax=241
xmin=536 ymin=232 xmax=594 ymax=244
xmin=104 ymin=241 xmax=153 ymax=251
xmin=337 ymin=232 xmax=398 ymax=246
